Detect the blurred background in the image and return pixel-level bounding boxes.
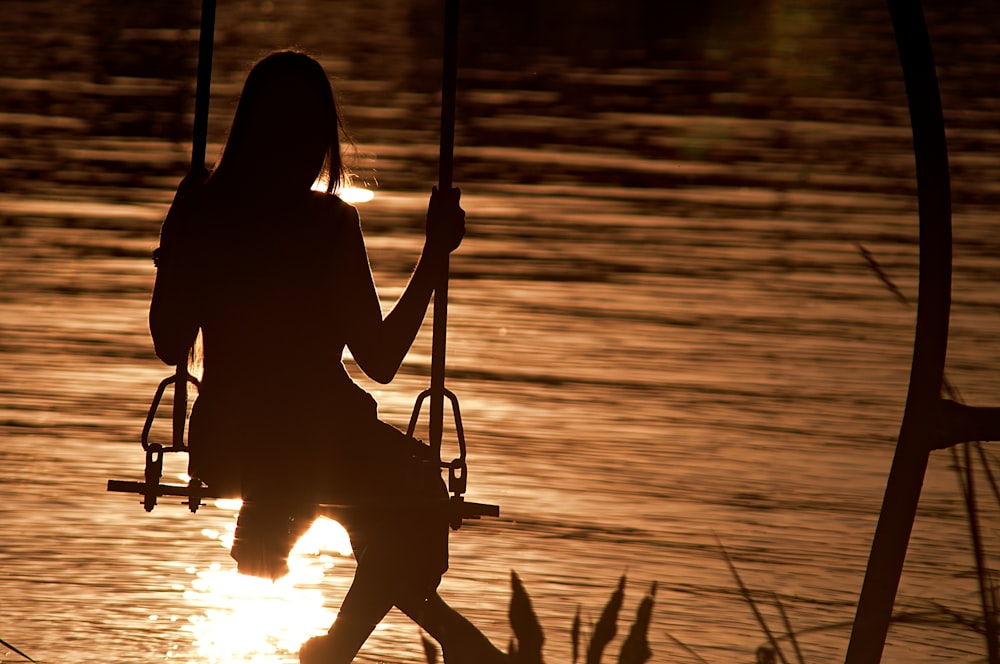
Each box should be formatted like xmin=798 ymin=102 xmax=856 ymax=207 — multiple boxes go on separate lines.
xmin=1 ymin=0 xmax=999 ymax=662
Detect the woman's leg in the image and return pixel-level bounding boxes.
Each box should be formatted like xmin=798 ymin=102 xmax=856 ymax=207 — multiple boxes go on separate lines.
xmin=302 ymin=417 xmax=503 ymax=662
xmin=300 ymin=498 xmax=442 ymax=663
xmin=301 ymin=587 xmax=507 ymax=664
xmin=299 ymin=561 xmax=396 ymax=664
xmin=396 ymin=592 xmax=508 ymax=664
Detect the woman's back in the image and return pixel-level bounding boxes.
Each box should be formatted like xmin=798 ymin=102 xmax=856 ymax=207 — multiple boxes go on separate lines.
xmin=182 ymin=187 xmax=374 ymax=492
xmin=191 ymin=187 xmax=357 ymax=399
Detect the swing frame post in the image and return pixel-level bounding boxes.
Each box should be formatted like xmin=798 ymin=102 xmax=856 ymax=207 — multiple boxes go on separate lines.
xmin=845 ymin=1 xmax=952 ymax=661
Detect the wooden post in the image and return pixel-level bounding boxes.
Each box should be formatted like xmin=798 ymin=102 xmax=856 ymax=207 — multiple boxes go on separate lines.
xmin=844 ymin=1 xmax=952 ymax=661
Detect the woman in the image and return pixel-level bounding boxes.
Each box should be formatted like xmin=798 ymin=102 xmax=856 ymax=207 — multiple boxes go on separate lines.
xmin=150 ymin=51 xmax=505 ymax=664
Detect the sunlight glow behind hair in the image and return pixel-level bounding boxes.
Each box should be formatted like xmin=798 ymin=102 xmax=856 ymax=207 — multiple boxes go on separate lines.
xmin=339 ymin=186 xmax=375 ymax=204
xmin=311 ymin=176 xmax=375 ymax=204
xmin=173 ymin=503 xmax=355 ymax=662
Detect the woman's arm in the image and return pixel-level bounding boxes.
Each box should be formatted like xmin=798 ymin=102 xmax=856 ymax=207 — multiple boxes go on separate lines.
xmin=341 ymin=187 xmax=465 ymax=384
xmin=149 ymin=175 xmax=204 ymax=365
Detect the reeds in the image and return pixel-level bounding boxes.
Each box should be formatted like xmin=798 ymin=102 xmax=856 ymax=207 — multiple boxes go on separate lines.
xmin=422 ymin=572 xmax=657 ymax=664
xmin=860 ymin=242 xmax=1000 ymax=663
xmin=717 ymin=540 xmax=804 ymax=664
xmin=508 ymin=571 xmax=657 ymax=664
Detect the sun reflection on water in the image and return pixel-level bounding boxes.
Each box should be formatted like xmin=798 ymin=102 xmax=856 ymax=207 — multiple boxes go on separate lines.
xmin=173 ymin=501 xmax=355 ymax=662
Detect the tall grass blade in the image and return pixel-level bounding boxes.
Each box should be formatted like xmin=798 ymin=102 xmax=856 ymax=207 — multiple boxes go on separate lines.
xmin=991 ymin=573 xmax=1000 ymax=643
xmin=975 ymin=443 xmax=1000 ymax=510
xmin=0 ymin=636 xmax=36 ymax=663
xmin=717 ymin=538 xmax=790 ymax=664
xmin=772 ymin=592 xmax=805 ymax=664
xmin=509 ymin=571 xmax=545 ymax=664
xmin=586 ymin=575 xmax=625 ymax=664
xmin=856 ymin=243 xmax=910 ymax=307
xmin=952 ymin=444 xmax=1000 ymax=663
xmin=571 ymin=604 xmax=581 ymax=664
xmin=663 ymin=631 xmax=711 ymax=664
xmin=619 ymin=581 xmax=656 ymax=664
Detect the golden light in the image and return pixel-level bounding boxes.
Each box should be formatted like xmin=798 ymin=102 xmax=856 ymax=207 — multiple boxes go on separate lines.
xmin=173 ymin=501 xmax=356 ymax=662
xmin=338 ymin=186 xmax=375 ymax=204
xmin=310 ymin=177 xmax=375 ymax=204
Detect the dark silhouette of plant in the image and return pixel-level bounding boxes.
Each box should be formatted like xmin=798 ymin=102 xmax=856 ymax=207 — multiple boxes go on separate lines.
xmin=422 ymin=572 xmax=656 ymax=664
xmin=618 ymin=580 xmax=656 ymax=664
xmin=585 ymin=575 xmax=624 ymax=664
xmin=509 ymin=570 xmax=545 ymax=663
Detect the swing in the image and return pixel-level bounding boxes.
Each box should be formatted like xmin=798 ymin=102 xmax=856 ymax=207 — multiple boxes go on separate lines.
xmin=106 ymin=0 xmax=499 ymax=530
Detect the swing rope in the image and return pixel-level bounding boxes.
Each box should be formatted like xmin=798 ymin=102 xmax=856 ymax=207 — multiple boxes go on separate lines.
xmin=406 ymin=0 xmax=480 ymax=523
xmin=429 ymin=0 xmax=460 ymax=465
xmin=170 ymin=0 xmax=216 ymax=456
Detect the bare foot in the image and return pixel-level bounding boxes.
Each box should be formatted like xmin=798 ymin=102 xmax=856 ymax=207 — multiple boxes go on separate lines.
xmin=299 ymin=635 xmax=332 ymax=664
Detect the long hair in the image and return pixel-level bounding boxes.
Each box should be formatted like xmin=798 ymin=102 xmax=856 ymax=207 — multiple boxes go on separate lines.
xmin=211 ymin=50 xmax=347 ymax=194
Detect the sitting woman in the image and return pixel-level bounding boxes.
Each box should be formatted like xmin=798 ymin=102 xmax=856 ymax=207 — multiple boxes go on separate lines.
xmin=149 ymin=50 xmax=505 ymax=664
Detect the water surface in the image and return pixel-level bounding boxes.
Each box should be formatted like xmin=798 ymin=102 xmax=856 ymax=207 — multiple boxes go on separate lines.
xmin=2 ymin=1 xmax=1000 ymax=662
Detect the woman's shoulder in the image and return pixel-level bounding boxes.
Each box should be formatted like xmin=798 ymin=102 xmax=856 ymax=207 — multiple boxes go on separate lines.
xmin=308 ymin=190 xmax=359 ymax=222
xmin=303 ymin=192 xmax=362 ymax=248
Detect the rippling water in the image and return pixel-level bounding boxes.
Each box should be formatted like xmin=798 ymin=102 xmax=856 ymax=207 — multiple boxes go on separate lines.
xmin=2 ymin=1 xmax=1000 ymax=662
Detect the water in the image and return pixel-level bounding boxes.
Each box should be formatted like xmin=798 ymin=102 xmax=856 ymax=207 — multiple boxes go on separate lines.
xmin=2 ymin=1 xmax=1000 ymax=662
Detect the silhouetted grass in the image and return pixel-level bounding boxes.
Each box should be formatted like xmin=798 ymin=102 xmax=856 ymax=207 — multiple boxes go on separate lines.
xmin=506 ymin=571 xmax=656 ymax=664
xmin=422 ymin=572 xmax=656 ymax=664
xmin=859 ymin=242 xmax=1000 ymax=664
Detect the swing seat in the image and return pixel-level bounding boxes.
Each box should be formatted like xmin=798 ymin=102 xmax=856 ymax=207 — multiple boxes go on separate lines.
xmin=107 ymin=373 xmax=500 ymax=530
xmin=106 ymin=474 xmax=500 ymax=522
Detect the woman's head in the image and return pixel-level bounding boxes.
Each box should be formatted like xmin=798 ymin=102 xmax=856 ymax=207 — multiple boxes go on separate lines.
xmin=213 ymin=51 xmax=346 ymax=194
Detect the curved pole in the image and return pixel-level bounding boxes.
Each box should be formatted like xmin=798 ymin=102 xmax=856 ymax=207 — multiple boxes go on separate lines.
xmin=171 ymin=0 xmax=216 ymax=450
xmin=844 ymin=1 xmax=952 ymax=662
xmin=428 ymin=0 xmax=460 ymax=461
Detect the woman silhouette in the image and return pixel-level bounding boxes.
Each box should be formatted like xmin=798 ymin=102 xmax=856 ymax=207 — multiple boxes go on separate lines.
xmin=150 ymin=51 xmax=504 ymax=664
